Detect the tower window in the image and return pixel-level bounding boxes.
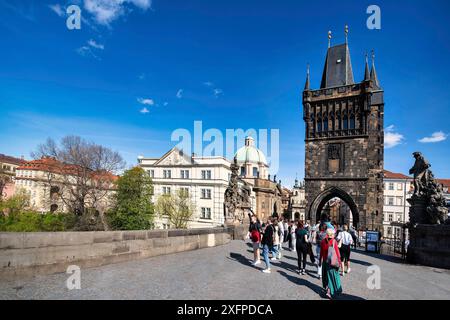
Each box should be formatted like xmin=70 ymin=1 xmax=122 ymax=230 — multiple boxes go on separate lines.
xmin=343 ymin=114 xmax=348 ymax=130
xmin=349 ymin=114 xmax=355 ymax=129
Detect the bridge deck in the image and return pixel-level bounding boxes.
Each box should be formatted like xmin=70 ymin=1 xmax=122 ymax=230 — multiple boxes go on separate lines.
xmin=1 ymin=240 xmax=450 ymax=300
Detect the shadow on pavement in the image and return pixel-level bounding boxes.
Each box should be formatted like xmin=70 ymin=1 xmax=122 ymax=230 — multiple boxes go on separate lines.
xmin=350 ymin=259 xmax=372 ymax=266
xmin=278 ymin=270 xmax=325 ymax=297
xmin=228 ymin=252 xmax=260 ymax=270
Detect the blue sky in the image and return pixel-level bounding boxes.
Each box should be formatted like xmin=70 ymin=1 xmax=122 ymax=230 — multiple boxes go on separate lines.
xmin=0 ymin=0 xmax=449 ymax=187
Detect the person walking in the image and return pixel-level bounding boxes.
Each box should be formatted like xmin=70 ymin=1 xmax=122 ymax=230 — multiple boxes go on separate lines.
xmin=283 ymin=219 xmax=289 ymax=243
xmin=272 ymin=218 xmax=281 ymax=260
xmin=290 ymin=220 xmax=297 ymax=251
xmin=278 ymin=218 xmax=285 ymax=252
xmin=261 ymin=218 xmax=275 ymax=273
xmin=314 ymin=223 xmax=327 ymax=279
xmin=320 ymin=228 xmax=343 ymax=299
xmin=295 ymin=222 xmax=309 ymax=275
xmin=248 ymin=215 xmax=262 ymax=266
xmin=337 ymin=224 xmax=353 ymax=275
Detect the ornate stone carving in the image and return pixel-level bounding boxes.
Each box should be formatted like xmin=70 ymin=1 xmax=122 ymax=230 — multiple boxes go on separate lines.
xmin=408 ymin=152 xmax=448 ymax=225
xmin=224 ymin=158 xmax=252 ymax=224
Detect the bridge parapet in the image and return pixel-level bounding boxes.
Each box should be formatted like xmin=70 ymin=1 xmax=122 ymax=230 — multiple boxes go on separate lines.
xmin=0 ymin=227 xmax=231 ymax=280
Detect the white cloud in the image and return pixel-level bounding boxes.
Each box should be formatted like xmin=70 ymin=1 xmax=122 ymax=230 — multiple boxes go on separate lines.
xmin=419 ymin=131 xmax=448 ymax=143
xmin=203 ymin=81 xmax=214 ymax=87
xmin=83 ymin=0 xmax=152 ymax=26
xmin=137 ymin=98 xmax=154 ymax=106
xmin=213 ymin=88 xmax=223 ymax=98
xmin=76 ymin=46 xmax=100 ymax=60
xmin=163 ymin=102 xmax=169 ymax=106
xmin=138 ymin=73 xmax=146 ymax=80
xmin=140 ymin=107 xmax=150 ymax=114
xmin=385 ymin=125 xmax=404 ymax=149
xmin=176 ymin=89 xmax=183 ymax=99
xmin=88 ymin=39 xmax=105 ymax=50
xmin=48 ymin=4 xmax=65 ymax=17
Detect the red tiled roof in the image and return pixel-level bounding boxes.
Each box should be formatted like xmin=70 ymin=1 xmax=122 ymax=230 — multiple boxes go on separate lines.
xmin=17 ymin=157 xmax=118 ymax=181
xmin=437 ymin=179 xmax=450 ymax=189
xmin=0 ymin=154 xmax=27 ymax=166
xmin=383 ymin=170 xmax=410 ymax=179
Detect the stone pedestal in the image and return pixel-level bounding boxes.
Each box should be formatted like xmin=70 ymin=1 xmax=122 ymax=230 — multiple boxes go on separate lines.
xmin=407 ymin=224 xmax=450 ymax=269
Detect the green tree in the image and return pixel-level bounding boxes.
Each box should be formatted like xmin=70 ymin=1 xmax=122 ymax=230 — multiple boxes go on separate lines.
xmin=0 ymin=188 xmax=30 ymax=216
xmin=108 ymin=167 xmax=154 ymax=230
xmin=155 ymin=189 xmax=195 ymax=229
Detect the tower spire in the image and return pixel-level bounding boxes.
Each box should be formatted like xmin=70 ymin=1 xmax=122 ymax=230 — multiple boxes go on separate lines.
xmin=304 ymin=63 xmax=310 ymax=90
xmin=345 ymin=25 xmax=349 ymax=44
xmin=370 ymin=50 xmax=380 ymax=87
xmin=328 ymin=30 xmax=332 ymax=48
xmin=364 ymin=52 xmax=370 ymax=81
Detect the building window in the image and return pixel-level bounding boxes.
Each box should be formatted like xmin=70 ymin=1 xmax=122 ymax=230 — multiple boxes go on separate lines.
xmin=201 ymin=189 xmax=212 ymax=199
xmin=388 ymin=197 xmax=394 ymax=206
xmin=201 ymin=170 xmax=212 ymax=180
xmin=323 ymin=115 xmax=328 ymax=131
xmin=388 ymin=214 xmax=393 ymax=222
xmin=252 ymin=167 xmax=258 ymax=177
xmin=397 ymin=183 xmax=403 ymax=191
xmin=388 ymin=182 xmax=394 ymax=190
xmin=148 ymin=170 xmax=154 ymax=178
xmin=180 ymin=187 xmax=189 ymax=197
xmin=162 ymin=187 xmax=171 ymax=195
xmin=201 ymin=208 xmax=211 ymax=219
xmin=317 ymin=115 xmax=322 ymax=132
xmin=387 ymin=227 xmax=392 ymax=235
xmin=349 ymin=114 xmax=355 ymax=129
xmin=180 ymin=170 xmax=189 ymax=179
xmin=163 ymin=170 xmax=172 ymax=179
xmin=343 ymin=114 xmax=348 ymax=130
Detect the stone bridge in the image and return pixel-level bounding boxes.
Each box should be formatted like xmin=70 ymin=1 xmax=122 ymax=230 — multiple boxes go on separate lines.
xmin=1 ymin=239 xmax=450 ymax=300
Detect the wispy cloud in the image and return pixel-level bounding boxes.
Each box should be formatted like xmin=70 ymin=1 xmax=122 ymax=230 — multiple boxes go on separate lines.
xmin=176 ymin=89 xmax=183 ymax=99
xmin=163 ymin=102 xmax=169 ymax=106
xmin=137 ymin=98 xmax=154 ymax=106
xmin=83 ymin=0 xmax=152 ymax=26
xmin=138 ymin=73 xmax=146 ymax=80
xmin=419 ymin=131 xmax=448 ymax=143
xmin=77 ymin=39 xmax=104 ymax=59
xmin=140 ymin=107 xmax=150 ymax=114
xmin=213 ymin=88 xmax=223 ymax=98
xmin=203 ymin=81 xmax=223 ymax=98
xmin=48 ymin=4 xmax=65 ymax=17
xmin=385 ymin=125 xmax=404 ymax=148
xmin=87 ymin=39 xmax=105 ymax=50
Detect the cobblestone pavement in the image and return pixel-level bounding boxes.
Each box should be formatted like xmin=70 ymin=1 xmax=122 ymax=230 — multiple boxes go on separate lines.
xmin=1 ymin=240 xmax=450 ymax=300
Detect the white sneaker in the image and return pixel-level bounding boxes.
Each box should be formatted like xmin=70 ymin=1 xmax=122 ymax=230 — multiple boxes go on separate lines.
xmin=347 ymin=268 xmax=351 ymax=273
xmin=262 ymin=269 xmax=271 ymax=274
xmin=270 ymin=257 xmax=277 ymax=261
xmin=254 ymin=260 xmax=261 ymax=265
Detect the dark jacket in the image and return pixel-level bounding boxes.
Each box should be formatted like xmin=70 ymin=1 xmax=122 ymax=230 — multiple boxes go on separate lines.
xmin=261 ymin=224 xmax=274 ymax=247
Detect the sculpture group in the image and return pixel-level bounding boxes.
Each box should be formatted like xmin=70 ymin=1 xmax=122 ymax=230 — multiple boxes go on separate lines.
xmin=408 ymin=152 xmax=449 ymax=225
xmin=224 ymin=158 xmax=252 ymax=224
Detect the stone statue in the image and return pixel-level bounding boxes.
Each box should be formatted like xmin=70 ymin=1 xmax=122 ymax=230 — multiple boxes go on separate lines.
xmin=409 ymin=152 xmax=430 ymax=197
xmin=273 ymin=174 xmax=277 ymax=183
xmin=224 ymin=158 xmax=252 ymax=224
xmin=407 ymin=152 xmax=448 ymax=225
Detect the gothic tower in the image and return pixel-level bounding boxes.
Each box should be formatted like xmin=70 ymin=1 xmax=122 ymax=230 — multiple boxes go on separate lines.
xmin=302 ymin=32 xmax=384 ymax=231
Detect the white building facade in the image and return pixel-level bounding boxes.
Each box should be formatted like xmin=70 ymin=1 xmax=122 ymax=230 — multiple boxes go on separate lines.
xmin=382 ymin=170 xmax=413 ymax=238
xmin=138 ymin=148 xmax=231 ymax=229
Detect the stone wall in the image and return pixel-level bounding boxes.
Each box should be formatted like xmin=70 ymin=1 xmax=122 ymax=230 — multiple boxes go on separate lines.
xmin=0 ymin=227 xmax=232 ymax=279
xmin=407 ymin=225 xmax=450 ymax=269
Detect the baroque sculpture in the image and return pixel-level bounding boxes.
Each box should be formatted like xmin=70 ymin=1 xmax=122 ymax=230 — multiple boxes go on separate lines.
xmin=407 ymin=152 xmax=448 ymax=225
xmin=224 ymin=158 xmax=252 ymax=224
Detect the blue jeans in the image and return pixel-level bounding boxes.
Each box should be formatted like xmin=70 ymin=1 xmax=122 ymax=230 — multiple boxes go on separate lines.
xmin=271 ymin=245 xmax=279 ymax=257
xmin=262 ymin=244 xmax=271 ymax=269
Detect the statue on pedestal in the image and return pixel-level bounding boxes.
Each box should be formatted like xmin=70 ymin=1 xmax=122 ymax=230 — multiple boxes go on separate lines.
xmin=224 ymin=158 xmax=252 ymax=224
xmin=408 ymin=152 xmax=448 ymax=225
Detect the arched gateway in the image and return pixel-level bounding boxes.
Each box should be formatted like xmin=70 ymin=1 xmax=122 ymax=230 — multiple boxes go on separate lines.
xmin=302 ymin=38 xmax=384 ymax=231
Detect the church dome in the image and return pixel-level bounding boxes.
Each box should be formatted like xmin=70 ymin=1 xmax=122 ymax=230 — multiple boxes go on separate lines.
xmin=234 ymin=137 xmax=267 ymax=165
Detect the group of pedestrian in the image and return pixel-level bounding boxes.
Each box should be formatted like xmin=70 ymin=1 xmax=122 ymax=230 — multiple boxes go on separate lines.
xmin=247 ymin=213 xmax=358 ymax=300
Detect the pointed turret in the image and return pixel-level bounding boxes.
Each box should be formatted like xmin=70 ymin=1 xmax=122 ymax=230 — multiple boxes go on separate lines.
xmin=370 ymin=50 xmax=380 ymax=88
xmin=304 ymin=64 xmax=310 ymax=90
xmin=364 ymin=53 xmax=370 ymax=81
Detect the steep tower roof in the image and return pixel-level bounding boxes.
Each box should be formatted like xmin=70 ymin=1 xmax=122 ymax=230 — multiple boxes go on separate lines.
xmin=320 ymin=43 xmax=354 ymax=89
xmin=370 ymin=52 xmax=380 ymax=88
